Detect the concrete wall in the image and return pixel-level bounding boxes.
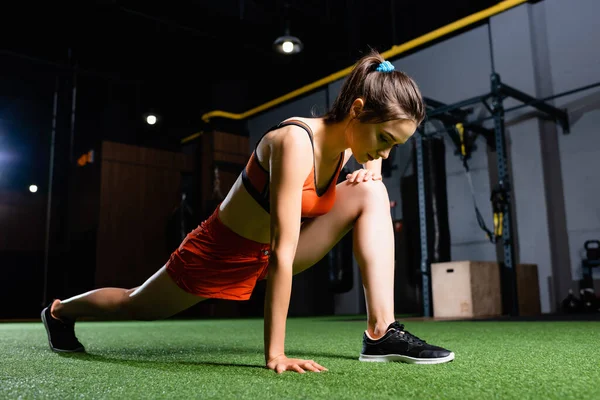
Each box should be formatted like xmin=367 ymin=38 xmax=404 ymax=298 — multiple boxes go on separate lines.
xmin=544 ymin=0 xmax=600 ymax=286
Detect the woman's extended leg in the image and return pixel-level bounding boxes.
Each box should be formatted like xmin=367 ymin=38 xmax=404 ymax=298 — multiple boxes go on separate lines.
xmin=293 ymin=179 xmax=396 ymax=339
xmin=42 ymin=266 xmax=206 ymax=352
xmin=52 ymin=265 xmax=205 ymax=322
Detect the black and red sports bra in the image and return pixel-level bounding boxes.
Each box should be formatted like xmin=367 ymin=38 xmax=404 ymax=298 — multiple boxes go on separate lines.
xmin=241 ymin=120 xmax=344 ymax=218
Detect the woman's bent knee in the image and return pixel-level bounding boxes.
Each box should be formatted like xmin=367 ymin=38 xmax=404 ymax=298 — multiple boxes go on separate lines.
xmin=344 ymin=179 xmax=389 ymax=205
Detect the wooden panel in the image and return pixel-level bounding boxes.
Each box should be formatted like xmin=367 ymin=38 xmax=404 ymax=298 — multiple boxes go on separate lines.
xmin=213 ymin=131 xmax=249 ymax=165
xmin=214 ymin=151 xmax=249 ymax=165
xmin=198 ymin=131 xmax=250 ymax=218
xmin=517 ymin=263 xmax=541 ymax=316
xmin=102 ymin=141 xmax=194 ymax=172
xmin=95 ymin=142 xmax=187 ymax=288
xmin=213 ymin=131 xmax=249 ymax=155
xmin=471 ymin=261 xmax=503 ymax=317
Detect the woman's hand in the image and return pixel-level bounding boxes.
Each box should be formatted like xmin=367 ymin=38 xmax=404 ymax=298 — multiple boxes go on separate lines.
xmin=266 ymin=354 xmax=328 ymax=374
xmin=346 ymin=168 xmax=382 ymax=183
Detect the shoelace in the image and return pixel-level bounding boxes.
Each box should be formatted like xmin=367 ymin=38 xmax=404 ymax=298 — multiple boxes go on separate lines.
xmin=393 ymin=323 xmax=427 ymax=345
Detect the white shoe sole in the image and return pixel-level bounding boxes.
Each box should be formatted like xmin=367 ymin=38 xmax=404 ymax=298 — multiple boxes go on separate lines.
xmin=359 ymin=352 xmax=455 ymax=364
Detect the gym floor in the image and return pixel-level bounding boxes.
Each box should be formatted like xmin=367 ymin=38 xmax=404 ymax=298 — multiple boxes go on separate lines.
xmin=2 ymin=315 xmax=599 ymax=399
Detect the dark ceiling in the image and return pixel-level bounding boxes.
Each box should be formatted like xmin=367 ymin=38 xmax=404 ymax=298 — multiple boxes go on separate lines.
xmin=1 ymin=0 xmax=502 ymax=147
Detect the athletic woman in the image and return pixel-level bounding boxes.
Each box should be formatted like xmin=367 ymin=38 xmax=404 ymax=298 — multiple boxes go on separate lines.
xmin=42 ymin=50 xmax=455 ymax=373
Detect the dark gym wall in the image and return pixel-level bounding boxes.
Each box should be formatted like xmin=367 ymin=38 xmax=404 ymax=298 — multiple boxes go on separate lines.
xmin=245 ymin=0 xmax=600 ymax=314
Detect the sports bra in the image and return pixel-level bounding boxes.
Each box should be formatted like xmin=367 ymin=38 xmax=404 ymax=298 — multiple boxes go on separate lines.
xmin=241 ymin=120 xmax=344 ymax=219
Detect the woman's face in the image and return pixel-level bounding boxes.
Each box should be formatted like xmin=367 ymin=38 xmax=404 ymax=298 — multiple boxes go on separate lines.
xmin=349 ymin=118 xmax=417 ymax=165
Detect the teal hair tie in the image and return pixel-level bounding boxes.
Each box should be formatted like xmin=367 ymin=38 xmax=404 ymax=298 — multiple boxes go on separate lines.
xmin=376 ymin=61 xmax=395 ymax=73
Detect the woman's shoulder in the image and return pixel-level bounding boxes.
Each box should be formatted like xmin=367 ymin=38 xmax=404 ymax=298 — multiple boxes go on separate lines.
xmin=280 ymin=116 xmax=319 ymax=133
xmin=255 ymin=118 xmax=315 ymax=166
xmin=268 ymin=122 xmax=313 ymax=153
xmin=265 ymin=117 xmax=318 ymax=146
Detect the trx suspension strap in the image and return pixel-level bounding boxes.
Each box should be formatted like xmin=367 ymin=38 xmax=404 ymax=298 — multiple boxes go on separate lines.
xmin=454 ymin=123 xmax=501 ymax=244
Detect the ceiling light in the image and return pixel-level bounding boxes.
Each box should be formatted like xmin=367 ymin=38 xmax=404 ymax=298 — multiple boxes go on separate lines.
xmin=273 ymin=34 xmax=303 ymax=55
xmin=273 ymin=17 xmax=303 ymax=56
xmin=146 ymin=114 xmax=157 ymax=125
xmin=282 ymin=40 xmax=294 ymax=53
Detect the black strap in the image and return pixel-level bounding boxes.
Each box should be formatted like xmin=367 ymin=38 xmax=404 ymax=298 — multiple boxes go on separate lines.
xmin=462 ymin=157 xmax=497 ymax=243
xmin=242 ymin=167 xmax=271 ymax=213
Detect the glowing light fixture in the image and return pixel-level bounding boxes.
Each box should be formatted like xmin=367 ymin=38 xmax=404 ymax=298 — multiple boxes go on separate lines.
xmin=146 ymin=114 xmax=157 ymax=125
xmin=273 ymin=5 xmax=302 ymax=55
xmin=273 ymin=31 xmax=303 ymax=55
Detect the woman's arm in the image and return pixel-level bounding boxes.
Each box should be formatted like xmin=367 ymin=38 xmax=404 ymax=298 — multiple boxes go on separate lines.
xmin=264 ymin=128 xmax=308 ymax=363
xmin=263 ymin=127 xmax=326 ymax=374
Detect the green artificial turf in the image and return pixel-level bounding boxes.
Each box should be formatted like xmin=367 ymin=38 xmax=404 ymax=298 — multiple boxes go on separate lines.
xmin=2 ymin=316 xmax=599 ymax=399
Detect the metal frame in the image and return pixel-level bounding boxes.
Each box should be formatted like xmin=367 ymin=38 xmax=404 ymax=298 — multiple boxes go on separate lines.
xmin=423 ymin=96 xmax=497 ymax=158
xmin=417 ymin=72 xmax=571 ymax=317
xmin=415 ymin=132 xmax=430 ymax=316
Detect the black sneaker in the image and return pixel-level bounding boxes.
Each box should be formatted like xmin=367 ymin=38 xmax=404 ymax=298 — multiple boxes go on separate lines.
xmin=359 ymin=321 xmax=454 ymax=364
xmin=41 ymin=303 xmax=85 ymax=353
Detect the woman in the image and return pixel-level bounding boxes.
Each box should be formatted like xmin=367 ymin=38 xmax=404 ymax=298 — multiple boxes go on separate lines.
xmin=42 ymin=50 xmax=455 ymax=373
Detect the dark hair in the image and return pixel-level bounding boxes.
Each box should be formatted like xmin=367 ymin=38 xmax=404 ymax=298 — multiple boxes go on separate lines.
xmin=324 ymin=50 xmax=425 ymax=126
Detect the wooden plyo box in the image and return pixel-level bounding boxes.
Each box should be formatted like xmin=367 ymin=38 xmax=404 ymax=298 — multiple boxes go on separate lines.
xmin=514 ymin=263 xmax=541 ymax=316
xmin=431 ymin=261 xmax=541 ymax=318
xmin=431 ymin=261 xmax=502 ymax=318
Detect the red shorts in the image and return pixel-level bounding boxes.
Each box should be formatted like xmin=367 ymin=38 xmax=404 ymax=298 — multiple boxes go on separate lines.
xmin=165 ymin=206 xmax=270 ymax=301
